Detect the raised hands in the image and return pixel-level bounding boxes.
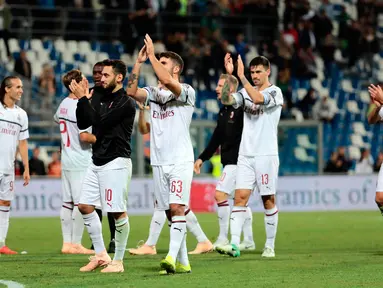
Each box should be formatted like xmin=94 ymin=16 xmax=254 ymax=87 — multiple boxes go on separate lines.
xmin=236 ymin=54 xmax=245 ymax=79
xmin=69 ymin=78 xmax=93 ymax=99
xmin=144 ymin=34 xmax=154 ymax=57
xmin=137 ymin=45 xmax=148 ymax=64
xmin=368 ymin=84 xmax=383 ymax=106
xmin=224 ymin=53 xmax=234 ymax=75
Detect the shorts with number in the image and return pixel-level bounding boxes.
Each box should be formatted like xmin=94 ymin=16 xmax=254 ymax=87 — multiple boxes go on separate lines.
xmin=0 ymin=173 xmax=15 ymax=201
xmin=79 ymin=157 xmax=132 ymax=213
xmin=216 ymin=165 xmax=237 ymax=197
xmin=152 ymin=162 xmax=193 ymax=210
xmin=62 ymin=170 xmax=87 ymax=204
xmin=236 ymin=155 xmax=279 ymax=196
xmin=377 ymin=164 xmax=383 ymax=192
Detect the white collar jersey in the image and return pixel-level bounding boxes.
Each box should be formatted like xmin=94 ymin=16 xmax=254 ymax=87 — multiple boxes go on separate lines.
xmin=0 ymin=104 xmax=29 ymax=174
xmin=143 ymin=84 xmax=195 ymax=165
xmin=54 ymin=97 xmax=92 ymax=170
xmin=232 ymin=85 xmax=283 ymax=157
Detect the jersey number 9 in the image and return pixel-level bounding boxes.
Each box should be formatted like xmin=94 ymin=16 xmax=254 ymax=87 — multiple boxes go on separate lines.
xmin=59 ymin=120 xmax=71 ymax=147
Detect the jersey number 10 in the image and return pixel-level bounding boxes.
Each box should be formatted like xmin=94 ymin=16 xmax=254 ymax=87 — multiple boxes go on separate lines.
xmin=59 ymin=120 xmax=71 ymax=147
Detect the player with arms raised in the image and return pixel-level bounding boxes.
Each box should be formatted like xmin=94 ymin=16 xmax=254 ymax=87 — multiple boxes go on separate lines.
xmin=127 ymin=34 xmax=202 ymax=273
xmin=194 ymin=70 xmax=255 ymax=251
xmin=129 ymin=82 xmax=212 ymax=256
xmin=0 ymin=76 xmax=30 ymax=254
xmin=367 ymin=84 xmax=383 ymax=218
xmin=215 ymin=55 xmax=282 ymax=258
xmin=54 ymin=70 xmax=96 ymax=255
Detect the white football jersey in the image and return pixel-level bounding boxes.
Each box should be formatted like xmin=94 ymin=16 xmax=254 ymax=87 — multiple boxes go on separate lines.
xmin=0 ymin=104 xmax=29 ymax=174
xmin=54 ymin=97 xmax=92 ymax=171
xmin=143 ymin=84 xmax=195 ymax=165
xmin=232 ymin=85 xmax=283 ymax=157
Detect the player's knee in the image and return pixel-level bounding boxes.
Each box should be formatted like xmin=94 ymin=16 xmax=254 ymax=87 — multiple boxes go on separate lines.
xmin=215 ymin=191 xmax=228 ymax=203
xmin=0 ymin=200 xmax=11 ymax=206
xmin=262 ymin=195 xmax=276 ymax=210
xmin=375 ymin=192 xmax=383 ymax=205
xmin=169 ymin=204 xmax=185 ymax=216
xmin=78 ymin=203 xmax=94 ymax=215
xmin=233 ymin=189 xmax=250 ymax=206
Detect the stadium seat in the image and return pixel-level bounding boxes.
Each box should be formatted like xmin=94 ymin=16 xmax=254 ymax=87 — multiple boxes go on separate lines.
xmin=348 ymin=146 xmax=361 ymax=160
xmin=204 ymin=99 xmax=220 ymax=114
xmin=9 ymin=38 xmax=20 ymax=53
xmin=54 ymin=39 xmax=66 ymax=53
xmin=346 ymin=101 xmax=360 ymax=114
xmin=341 ymin=80 xmax=354 ymax=93
xmin=350 ymin=134 xmax=366 ymax=148
xmin=297 ymin=88 xmax=307 ymax=101
xmin=297 ymin=134 xmax=317 ymax=149
xmin=294 ymin=147 xmax=315 ymax=163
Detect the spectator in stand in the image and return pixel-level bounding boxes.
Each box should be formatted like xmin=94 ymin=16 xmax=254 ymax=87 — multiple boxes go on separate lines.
xmin=14 ymin=50 xmax=32 ymax=79
xmin=38 ymin=63 xmax=56 ymax=109
xmin=312 ymin=9 xmax=333 ymax=51
xmin=374 ymin=152 xmax=383 ymax=172
xmin=337 ymin=146 xmax=352 ymax=172
xmin=355 ymin=148 xmax=374 ymax=174
xmin=48 ymin=151 xmax=61 ymax=177
xmin=320 ymin=34 xmax=336 ymax=75
xmin=29 ymin=147 xmax=46 ymax=176
xmin=324 ymin=151 xmax=345 ymax=173
xmin=360 ymin=26 xmax=379 ymax=77
xmin=234 ymin=32 xmax=249 ymax=64
xmin=297 ymin=88 xmax=317 ymax=119
xmin=312 ymin=95 xmax=338 ymax=122
xmin=318 ymin=0 xmax=334 ymax=20
xmin=346 ymin=20 xmax=362 ymax=69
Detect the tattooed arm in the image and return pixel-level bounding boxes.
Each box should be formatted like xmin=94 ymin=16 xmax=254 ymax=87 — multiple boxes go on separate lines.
xmin=221 ymin=79 xmax=237 ymax=106
xmin=126 ymin=46 xmax=148 ymax=102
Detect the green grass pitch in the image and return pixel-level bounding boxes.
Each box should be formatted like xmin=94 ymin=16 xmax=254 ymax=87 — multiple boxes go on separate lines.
xmin=1 ymin=212 xmax=383 ymax=288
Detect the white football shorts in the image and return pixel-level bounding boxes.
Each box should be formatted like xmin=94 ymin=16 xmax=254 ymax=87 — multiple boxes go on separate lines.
xmin=216 ymin=164 xmax=237 ymax=197
xmin=0 ymin=173 xmax=15 ymax=201
xmin=236 ymin=155 xmax=279 ymax=196
xmin=79 ymin=157 xmax=132 ymax=213
xmin=62 ymin=169 xmax=87 ymax=204
xmin=152 ymin=161 xmax=193 ymax=210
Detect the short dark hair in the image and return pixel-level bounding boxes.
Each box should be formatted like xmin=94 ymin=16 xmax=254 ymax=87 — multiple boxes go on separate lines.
xmin=159 ymin=51 xmax=184 ymax=74
xmin=93 ymin=61 xmax=104 ymax=69
xmin=249 ymin=56 xmax=270 ymax=70
xmin=102 ymin=59 xmax=127 ymax=81
xmin=62 ymin=69 xmax=82 ymax=92
xmin=0 ymin=76 xmax=20 ymax=106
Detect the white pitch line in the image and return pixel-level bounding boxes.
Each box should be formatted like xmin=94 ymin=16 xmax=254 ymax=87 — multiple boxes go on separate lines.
xmin=0 ymin=280 xmax=25 ymax=288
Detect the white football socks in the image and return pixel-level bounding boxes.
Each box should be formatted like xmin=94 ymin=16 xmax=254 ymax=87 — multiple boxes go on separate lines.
xmin=60 ymin=203 xmax=73 ymax=244
xmin=217 ymin=200 xmax=230 ymax=241
xmin=0 ymin=206 xmax=10 ymax=247
xmin=146 ymin=209 xmax=166 ymax=246
xmin=185 ymin=209 xmax=208 ymax=243
xmin=230 ymin=206 xmax=247 ymax=246
xmin=83 ymin=211 xmax=105 ymax=254
xmin=167 ymin=215 xmax=186 ymax=260
xmin=114 ymin=216 xmax=130 ymax=261
xmin=71 ymin=205 xmax=84 ymax=245
xmin=243 ymin=206 xmax=254 ymax=243
xmin=177 ymin=232 xmax=189 ymax=267
xmin=264 ymin=206 xmax=278 ymax=249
